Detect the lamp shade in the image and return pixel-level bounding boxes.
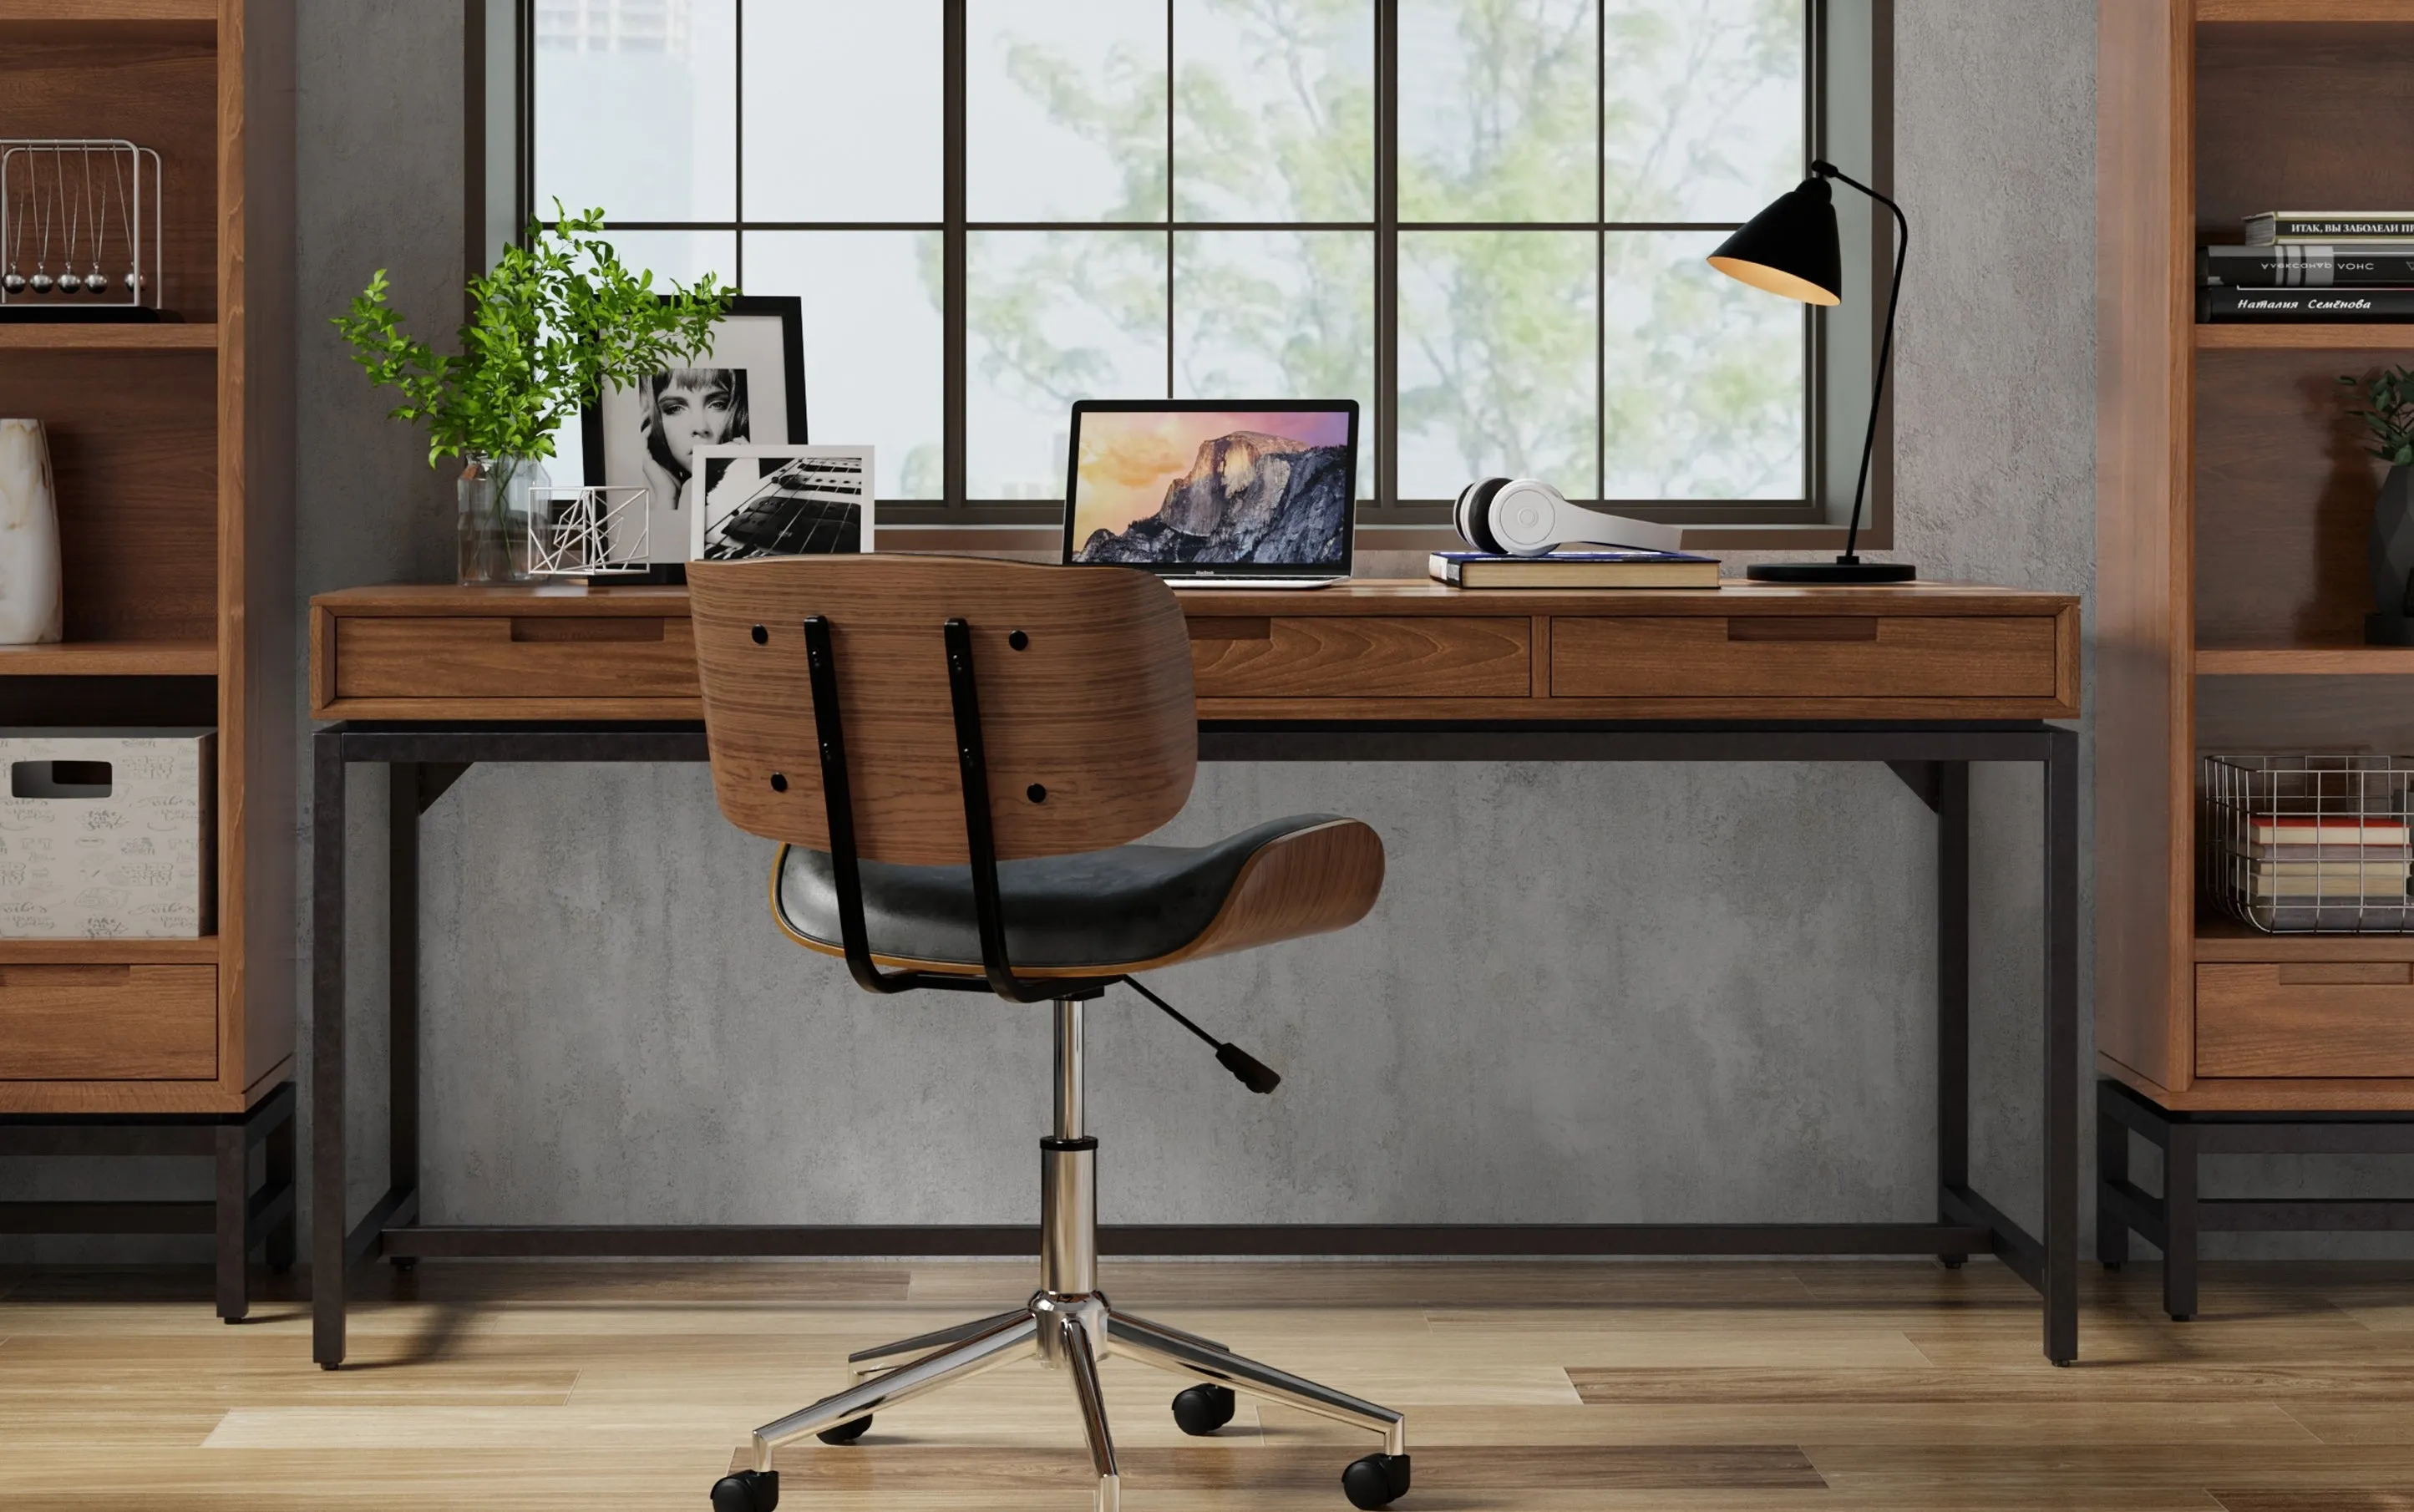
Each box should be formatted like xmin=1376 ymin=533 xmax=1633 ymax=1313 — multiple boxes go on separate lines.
xmin=1707 ymin=175 xmax=1843 ymax=307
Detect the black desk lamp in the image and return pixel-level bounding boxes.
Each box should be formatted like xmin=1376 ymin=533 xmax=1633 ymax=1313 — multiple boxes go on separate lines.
xmin=1709 ymin=160 xmax=1913 ymax=584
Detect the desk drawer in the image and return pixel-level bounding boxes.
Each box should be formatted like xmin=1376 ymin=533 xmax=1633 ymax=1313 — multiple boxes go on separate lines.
xmin=1189 ymin=616 xmax=1530 ymax=698
xmin=332 ymin=616 xmax=699 ymax=702
xmin=2198 ymin=962 xmax=2414 ymax=1078
xmin=1549 ymin=616 xmax=2058 ymax=699
xmin=0 ymin=965 xmax=216 ymax=1080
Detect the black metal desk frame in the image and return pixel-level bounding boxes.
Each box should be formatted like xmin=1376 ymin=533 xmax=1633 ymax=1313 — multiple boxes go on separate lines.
xmin=0 ymin=1079 xmax=297 ymax=1321
xmin=312 ymin=719 xmax=2081 ymax=1367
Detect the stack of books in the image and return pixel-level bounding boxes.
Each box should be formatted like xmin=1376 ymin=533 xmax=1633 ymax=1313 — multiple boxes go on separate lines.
xmin=1430 ymin=510 xmax=1722 ymax=588
xmin=2226 ymin=814 xmax=2414 ymax=929
xmin=2200 ymin=212 xmax=2414 ymax=323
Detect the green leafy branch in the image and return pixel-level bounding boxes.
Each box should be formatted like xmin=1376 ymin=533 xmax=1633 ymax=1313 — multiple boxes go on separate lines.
xmin=2341 ymin=364 xmax=2414 ymax=469
xmin=333 ymin=203 xmax=732 ymax=472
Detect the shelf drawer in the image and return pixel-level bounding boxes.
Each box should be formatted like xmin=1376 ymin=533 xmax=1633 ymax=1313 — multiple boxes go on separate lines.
xmin=1549 ymin=616 xmax=2060 ymax=699
xmin=0 ymin=964 xmax=216 ymax=1080
xmin=332 ymin=616 xmax=698 ymax=701
xmin=2197 ymin=962 xmax=2414 ymax=1078
xmin=1189 ymin=616 xmax=1530 ymax=699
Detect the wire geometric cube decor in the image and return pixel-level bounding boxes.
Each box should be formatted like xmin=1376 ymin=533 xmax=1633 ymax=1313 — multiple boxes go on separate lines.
xmin=1 ymin=140 xmax=163 ymax=311
xmin=528 ymin=485 xmax=650 ymax=577
xmin=2201 ymin=753 xmax=2414 ymax=934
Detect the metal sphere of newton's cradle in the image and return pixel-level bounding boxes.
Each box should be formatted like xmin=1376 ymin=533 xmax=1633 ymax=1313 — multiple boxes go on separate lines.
xmin=0 ymin=140 xmax=164 ymax=313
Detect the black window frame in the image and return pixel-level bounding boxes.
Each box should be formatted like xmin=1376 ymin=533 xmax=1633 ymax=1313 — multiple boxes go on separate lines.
xmin=489 ymin=0 xmax=1892 ymax=537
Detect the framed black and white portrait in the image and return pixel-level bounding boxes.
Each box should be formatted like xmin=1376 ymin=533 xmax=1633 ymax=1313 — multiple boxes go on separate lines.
xmin=691 ymin=445 xmax=874 ymax=561
xmin=581 ymin=294 xmax=806 ymax=566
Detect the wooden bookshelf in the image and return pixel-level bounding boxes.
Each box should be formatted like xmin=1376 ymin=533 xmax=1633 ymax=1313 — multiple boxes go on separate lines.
xmin=2197 ymin=1 xmax=2410 ymax=21
xmin=0 ymin=641 xmax=216 ymax=676
xmin=0 ymin=324 xmax=218 ymax=353
xmin=2100 ymin=3 xmax=2414 ymax=1111
xmin=2197 ymin=325 xmax=2414 ymax=351
xmin=2195 ymin=646 xmax=2414 ymax=675
xmin=0 ymin=2 xmax=293 ymax=1116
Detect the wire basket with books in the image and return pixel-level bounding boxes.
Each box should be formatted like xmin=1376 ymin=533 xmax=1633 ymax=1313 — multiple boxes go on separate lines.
xmin=2202 ymin=754 xmax=2414 ymax=933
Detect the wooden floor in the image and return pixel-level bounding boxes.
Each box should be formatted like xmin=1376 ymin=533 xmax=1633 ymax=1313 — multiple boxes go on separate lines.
xmin=4 ymin=1257 xmax=2413 ymax=1509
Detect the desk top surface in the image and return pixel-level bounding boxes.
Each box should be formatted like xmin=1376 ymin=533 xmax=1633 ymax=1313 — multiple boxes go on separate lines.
xmin=315 ymin=578 xmax=2077 ymax=618
xmin=310 ymin=578 xmax=2080 ymax=724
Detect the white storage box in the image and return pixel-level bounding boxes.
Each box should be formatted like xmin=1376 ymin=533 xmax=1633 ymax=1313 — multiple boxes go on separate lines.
xmin=0 ymin=728 xmax=215 ymax=939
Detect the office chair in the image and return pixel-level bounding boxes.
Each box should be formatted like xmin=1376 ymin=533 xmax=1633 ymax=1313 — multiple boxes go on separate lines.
xmin=687 ymin=556 xmax=1410 ymax=1512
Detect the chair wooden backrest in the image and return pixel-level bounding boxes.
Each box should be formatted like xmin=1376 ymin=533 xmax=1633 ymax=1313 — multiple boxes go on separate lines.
xmin=687 ymin=556 xmax=1197 ymax=866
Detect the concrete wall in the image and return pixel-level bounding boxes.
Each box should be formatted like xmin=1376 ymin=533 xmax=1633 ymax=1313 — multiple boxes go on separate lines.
xmin=44 ymin=1 xmax=2383 ymax=1268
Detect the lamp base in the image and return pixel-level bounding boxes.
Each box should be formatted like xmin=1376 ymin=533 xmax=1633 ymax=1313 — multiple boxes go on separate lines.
xmin=1746 ymin=559 xmax=1917 ymax=584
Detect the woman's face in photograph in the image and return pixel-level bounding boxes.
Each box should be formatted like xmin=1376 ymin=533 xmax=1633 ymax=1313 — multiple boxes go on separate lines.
xmin=652 ymin=373 xmax=738 ymax=470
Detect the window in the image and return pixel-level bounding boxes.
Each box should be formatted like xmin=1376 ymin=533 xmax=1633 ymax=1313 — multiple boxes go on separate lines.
xmin=521 ymin=1 xmax=1874 ymax=530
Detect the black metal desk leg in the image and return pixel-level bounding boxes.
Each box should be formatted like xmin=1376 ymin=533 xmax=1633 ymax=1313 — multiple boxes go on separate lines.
xmin=312 ymin=729 xmax=347 ymax=1368
xmin=1936 ymin=762 xmax=1970 ymax=1267
xmin=215 ymin=1118 xmax=248 ymax=1322
xmin=389 ymin=764 xmax=422 ymax=1273
xmin=2044 ymin=727 xmax=2081 ymax=1364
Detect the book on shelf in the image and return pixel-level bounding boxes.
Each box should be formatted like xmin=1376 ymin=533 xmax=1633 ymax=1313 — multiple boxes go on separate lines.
xmin=2200 ymin=245 xmax=2414 ymax=287
xmin=2199 ymin=287 xmax=2414 ymax=322
xmin=2246 ymin=211 xmax=2414 ymax=246
xmin=1428 ymin=549 xmax=1722 ymax=589
xmin=2248 ymin=816 xmax=2411 ymax=847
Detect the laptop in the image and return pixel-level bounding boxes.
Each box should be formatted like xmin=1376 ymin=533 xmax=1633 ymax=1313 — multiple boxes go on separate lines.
xmin=1061 ymin=398 xmax=1356 ymax=588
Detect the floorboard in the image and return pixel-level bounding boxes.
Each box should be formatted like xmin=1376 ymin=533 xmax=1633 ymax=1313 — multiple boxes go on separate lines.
xmin=1 ymin=1259 xmax=2411 ymax=1509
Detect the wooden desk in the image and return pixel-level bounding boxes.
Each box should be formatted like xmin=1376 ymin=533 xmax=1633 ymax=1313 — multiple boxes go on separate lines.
xmin=305 ymin=577 xmax=2082 ymax=1369
xmin=310 ymin=581 xmax=2081 ymax=724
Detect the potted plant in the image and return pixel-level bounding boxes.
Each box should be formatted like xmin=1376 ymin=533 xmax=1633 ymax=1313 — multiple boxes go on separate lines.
xmin=335 ymin=205 xmax=730 ymax=584
xmin=2341 ymin=364 xmax=2414 ymax=645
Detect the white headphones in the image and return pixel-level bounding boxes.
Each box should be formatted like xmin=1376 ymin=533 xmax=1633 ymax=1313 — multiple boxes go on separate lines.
xmin=1453 ymin=477 xmax=1630 ymax=557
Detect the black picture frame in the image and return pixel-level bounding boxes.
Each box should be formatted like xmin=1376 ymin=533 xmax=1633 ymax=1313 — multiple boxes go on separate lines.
xmin=581 ymin=294 xmax=808 ymax=576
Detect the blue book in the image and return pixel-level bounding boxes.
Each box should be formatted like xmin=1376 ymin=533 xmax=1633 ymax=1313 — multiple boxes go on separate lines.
xmin=1428 ymin=550 xmax=1722 ymax=589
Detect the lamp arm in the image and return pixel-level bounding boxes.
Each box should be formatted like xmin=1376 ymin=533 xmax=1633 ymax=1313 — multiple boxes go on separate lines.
xmin=1812 ymin=160 xmax=1907 ymax=564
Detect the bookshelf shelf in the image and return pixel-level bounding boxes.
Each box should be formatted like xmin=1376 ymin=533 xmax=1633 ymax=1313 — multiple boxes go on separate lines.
xmin=2196 ymin=916 xmax=2414 ymax=961
xmin=0 ymin=937 xmax=220 ymax=966
xmin=0 ymin=323 xmax=216 ymax=353
xmin=2197 ymin=324 xmax=2414 ymax=350
xmin=0 ymin=640 xmax=215 ymax=677
xmin=2197 ymin=0 xmax=2411 ymax=21
xmin=0 ymin=0 xmax=213 ymax=41
xmin=2195 ymin=646 xmax=2414 ymax=675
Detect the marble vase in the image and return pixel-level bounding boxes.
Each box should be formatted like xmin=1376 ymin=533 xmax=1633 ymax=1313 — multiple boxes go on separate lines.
xmin=0 ymin=419 xmax=63 ymax=645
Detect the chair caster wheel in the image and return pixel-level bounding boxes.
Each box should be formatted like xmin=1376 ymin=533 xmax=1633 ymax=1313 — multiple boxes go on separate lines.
xmin=816 ymin=1416 xmax=871 ymax=1445
xmin=1173 ymin=1383 xmax=1235 ymax=1435
xmin=389 ymin=1256 xmax=418 ymax=1274
xmin=2102 ymin=1261 xmax=2123 ymax=1272
xmin=1939 ymin=1255 xmax=1965 ymax=1270
xmin=1341 ymin=1451 xmax=1410 ymax=1509
xmin=709 ymin=1468 xmax=778 ymax=1512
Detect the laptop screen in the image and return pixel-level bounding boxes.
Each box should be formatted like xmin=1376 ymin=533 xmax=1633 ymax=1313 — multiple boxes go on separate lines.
xmin=1062 ymin=401 xmax=1357 ymax=573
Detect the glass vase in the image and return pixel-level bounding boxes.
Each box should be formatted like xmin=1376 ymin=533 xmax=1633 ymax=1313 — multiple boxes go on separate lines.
xmin=457 ymin=454 xmax=550 ymax=585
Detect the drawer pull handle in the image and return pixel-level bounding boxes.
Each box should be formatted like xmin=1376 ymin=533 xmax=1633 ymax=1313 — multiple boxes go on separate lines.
xmin=2277 ymin=963 xmax=2412 ymax=987
xmin=510 ymin=617 xmax=666 ymax=644
xmin=1727 ymin=617 xmax=1879 ymax=642
xmin=1189 ymin=617 xmax=1272 ymax=642
xmin=0 ymin=966 xmax=132 ymax=987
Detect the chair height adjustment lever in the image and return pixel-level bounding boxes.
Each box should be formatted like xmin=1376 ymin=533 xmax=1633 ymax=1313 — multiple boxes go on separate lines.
xmin=1122 ymin=977 xmax=1282 ymax=1095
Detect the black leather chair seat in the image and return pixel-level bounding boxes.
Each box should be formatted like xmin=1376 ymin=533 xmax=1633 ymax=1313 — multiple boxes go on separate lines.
xmin=775 ymin=814 xmax=1346 ymax=971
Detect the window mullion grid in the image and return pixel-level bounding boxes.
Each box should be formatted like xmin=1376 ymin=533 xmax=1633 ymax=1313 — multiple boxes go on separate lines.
xmin=1594 ymin=0 xmax=1605 ymax=508
xmin=943 ymin=0 xmax=968 ymax=511
xmin=1374 ymin=0 xmax=1398 ymax=515
xmin=1166 ymin=0 xmax=1175 ymax=400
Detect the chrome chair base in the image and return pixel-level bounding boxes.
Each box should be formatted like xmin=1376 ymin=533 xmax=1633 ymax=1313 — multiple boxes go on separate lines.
xmin=735 ymin=998 xmax=1409 ymax=1512
xmin=747 ymin=1286 xmax=1407 ymax=1512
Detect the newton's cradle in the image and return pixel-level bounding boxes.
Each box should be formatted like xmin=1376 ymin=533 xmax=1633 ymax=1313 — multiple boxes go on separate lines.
xmin=0 ymin=140 xmax=162 ymax=317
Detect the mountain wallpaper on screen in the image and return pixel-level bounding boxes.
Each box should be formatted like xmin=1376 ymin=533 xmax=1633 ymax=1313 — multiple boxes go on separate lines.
xmin=1077 ymin=431 xmax=1349 ymax=566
